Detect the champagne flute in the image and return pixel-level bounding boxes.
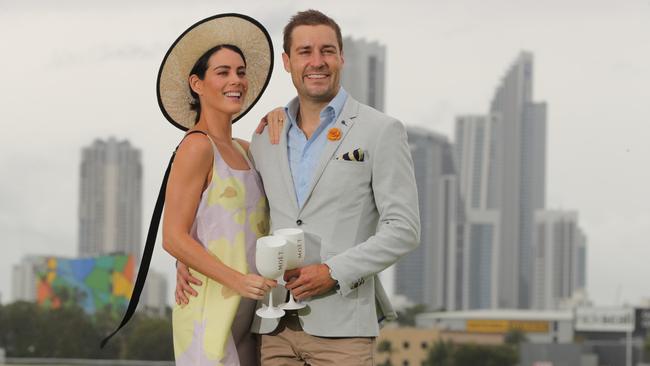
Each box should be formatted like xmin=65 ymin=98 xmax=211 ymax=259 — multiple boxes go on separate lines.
xmin=274 ymin=228 xmax=307 ymax=310
xmin=255 ymin=236 xmax=288 ymax=319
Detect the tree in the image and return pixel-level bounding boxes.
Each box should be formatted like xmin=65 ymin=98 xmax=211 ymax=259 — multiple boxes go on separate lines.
xmin=1 ymin=301 xmax=43 ymax=357
xmin=424 ymin=340 xmax=455 ymax=366
xmin=377 ymin=339 xmax=393 ymax=353
xmin=503 ymin=327 xmax=527 ymax=363
xmin=122 ymin=314 xmax=174 ymax=360
xmin=37 ymin=304 xmax=97 ymax=358
xmin=0 ymin=301 xmax=174 ymax=360
xmin=452 ymin=344 xmax=517 ymax=366
xmin=0 ymin=304 xmax=4 ymax=344
xmin=423 ymin=341 xmax=518 ymax=366
xmin=504 ymin=328 xmax=528 ymax=346
xmin=91 ymin=306 xmax=123 ymax=359
xmin=376 ymin=340 xmax=394 ymax=366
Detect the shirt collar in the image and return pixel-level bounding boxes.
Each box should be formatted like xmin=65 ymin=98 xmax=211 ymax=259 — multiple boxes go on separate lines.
xmin=284 ymin=87 xmax=349 ymax=128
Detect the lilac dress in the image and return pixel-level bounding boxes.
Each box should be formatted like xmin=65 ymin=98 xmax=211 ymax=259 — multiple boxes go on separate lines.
xmin=172 ymin=137 xmax=269 ymax=366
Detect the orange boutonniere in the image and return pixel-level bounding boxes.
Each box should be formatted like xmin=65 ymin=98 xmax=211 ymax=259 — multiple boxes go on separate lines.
xmin=327 ymin=127 xmax=342 ymax=141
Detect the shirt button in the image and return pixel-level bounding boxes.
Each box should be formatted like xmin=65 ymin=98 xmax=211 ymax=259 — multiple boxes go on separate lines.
xmin=296 ymin=219 xmax=303 ymax=226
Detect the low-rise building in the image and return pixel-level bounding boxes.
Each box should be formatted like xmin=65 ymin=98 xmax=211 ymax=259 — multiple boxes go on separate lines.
xmin=376 ymin=326 xmax=505 ymax=366
xmin=416 ymin=310 xmax=574 ymax=343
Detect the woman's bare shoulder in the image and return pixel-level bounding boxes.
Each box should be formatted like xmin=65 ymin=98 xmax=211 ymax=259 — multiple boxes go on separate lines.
xmin=175 ymin=132 xmax=213 ymax=165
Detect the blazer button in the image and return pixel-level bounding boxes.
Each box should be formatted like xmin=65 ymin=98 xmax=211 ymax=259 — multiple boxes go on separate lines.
xmin=296 ymin=219 xmax=303 ymax=226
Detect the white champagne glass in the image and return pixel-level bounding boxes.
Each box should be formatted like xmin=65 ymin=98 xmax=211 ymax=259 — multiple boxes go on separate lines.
xmin=255 ymin=236 xmax=288 ymax=319
xmin=273 ymin=228 xmax=307 ymax=310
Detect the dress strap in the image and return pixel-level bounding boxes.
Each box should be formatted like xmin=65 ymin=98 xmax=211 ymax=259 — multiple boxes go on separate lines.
xmin=232 ymin=139 xmax=253 ymax=169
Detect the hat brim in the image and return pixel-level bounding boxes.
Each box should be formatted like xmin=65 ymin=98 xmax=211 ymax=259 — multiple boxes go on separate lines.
xmin=157 ymin=13 xmax=274 ymax=131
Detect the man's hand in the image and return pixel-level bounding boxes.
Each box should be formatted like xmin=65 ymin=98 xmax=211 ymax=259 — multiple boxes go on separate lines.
xmin=284 ymin=264 xmax=337 ymax=301
xmin=254 ymin=107 xmax=285 ymax=145
xmin=175 ymin=261 xmax=202 ymax=305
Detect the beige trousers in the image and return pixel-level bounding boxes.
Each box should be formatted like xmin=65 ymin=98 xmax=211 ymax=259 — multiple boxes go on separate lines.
xmin=260 ymin=312 xmax=375 ymax=366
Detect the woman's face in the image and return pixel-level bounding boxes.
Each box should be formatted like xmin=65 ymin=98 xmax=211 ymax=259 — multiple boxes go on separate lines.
xmin=191 ymin=48 xmax=248 ymax=117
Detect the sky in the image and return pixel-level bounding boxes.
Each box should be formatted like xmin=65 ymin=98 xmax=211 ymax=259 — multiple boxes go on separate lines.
xmin=0 ymin=0 xmax=648 ymax=307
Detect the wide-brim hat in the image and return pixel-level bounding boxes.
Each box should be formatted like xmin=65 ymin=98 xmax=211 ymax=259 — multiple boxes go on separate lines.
xmin=157 ymin=13 xmax=273 ymax=130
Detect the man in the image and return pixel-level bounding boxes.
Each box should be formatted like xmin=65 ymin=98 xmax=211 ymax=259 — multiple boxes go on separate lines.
xmin=179 ymin=10 xmax=420 ymax=365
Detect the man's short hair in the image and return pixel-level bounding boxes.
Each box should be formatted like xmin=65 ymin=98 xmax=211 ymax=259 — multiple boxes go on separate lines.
xmin=283 ymin=9 xmax=343 ymax=55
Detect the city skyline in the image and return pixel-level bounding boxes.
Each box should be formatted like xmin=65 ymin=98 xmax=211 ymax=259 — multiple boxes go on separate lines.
xmin=0 ymin=0 xmax=648 ymax=307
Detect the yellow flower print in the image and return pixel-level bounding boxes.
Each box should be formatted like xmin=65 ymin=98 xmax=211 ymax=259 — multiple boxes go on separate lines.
xmin=249 ymin=197 xmax=270 ymax=238
xmin=207 ymin=170 xmax=246 ymax=211
xmin=206 ymin=231 xmax=248 ymax=273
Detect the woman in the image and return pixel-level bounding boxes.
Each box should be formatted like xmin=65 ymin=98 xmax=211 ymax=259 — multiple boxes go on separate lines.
xmin=158 ymin=14 xmax=276 ymax=366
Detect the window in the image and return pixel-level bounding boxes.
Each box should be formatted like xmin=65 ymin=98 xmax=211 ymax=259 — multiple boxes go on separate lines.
xmin=421 ymin=341 xmax=428 ymax=349
xmin=403 ymin=341 xmax=410 ymax=349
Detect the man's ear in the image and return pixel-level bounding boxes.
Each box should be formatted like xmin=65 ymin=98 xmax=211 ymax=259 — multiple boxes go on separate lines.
xmin=282 ymin=52 xmax=290 ymax=72
xmin=340 ymin=50 xmax=345 ymax=66
xmin=188 ymin=74 xmax=202 ymax=95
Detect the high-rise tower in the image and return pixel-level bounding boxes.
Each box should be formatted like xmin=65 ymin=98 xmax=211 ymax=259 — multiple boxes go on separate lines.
xmin=489 ymin=52 xmax=547 ymax=308
xmin=78 ymin=137 xmax=142 ymax=260
xmin=395 ymin=127 xmax=460 ymax=310
xmin=341 ymin=37 xmax=385 ymax=111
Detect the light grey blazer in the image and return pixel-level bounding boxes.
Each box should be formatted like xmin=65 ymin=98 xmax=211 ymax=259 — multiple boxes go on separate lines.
xmin=249 ymin=96 xmax=420 ymax=337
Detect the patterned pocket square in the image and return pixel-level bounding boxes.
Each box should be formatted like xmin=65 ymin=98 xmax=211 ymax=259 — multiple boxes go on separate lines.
xmin=336 ymin=148 xmax=365 ymax=162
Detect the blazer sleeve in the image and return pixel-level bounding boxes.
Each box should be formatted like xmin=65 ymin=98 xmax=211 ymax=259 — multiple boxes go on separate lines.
xmin=249 ymin=129 xmax=266 ymax=169
xmin=325 ymin=118 xmax=421 ymax=297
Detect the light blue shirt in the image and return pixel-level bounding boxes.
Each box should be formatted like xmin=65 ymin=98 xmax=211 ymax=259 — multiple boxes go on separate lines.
xmin=286 ymin=87 xmax=348 ymax=208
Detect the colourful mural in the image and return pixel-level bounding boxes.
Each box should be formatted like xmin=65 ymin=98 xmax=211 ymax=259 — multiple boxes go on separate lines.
xmin=36 ymin=254 xmax=135 ymax=314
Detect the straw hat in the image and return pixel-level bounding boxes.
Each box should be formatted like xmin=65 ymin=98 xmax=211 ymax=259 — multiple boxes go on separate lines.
xmin=157 ymin=13 xmax=273 ymax=130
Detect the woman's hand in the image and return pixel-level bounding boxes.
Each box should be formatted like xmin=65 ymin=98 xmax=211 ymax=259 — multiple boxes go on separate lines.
xmin=175 ymin=262 xmax=277 ymax=302
xmin=255 ymin=107 xmax=286 ymax=145
xmin=175 ymin=261 xmax=202 ymax=305
xmin=234 ymin=273 xmax=278 ymax=300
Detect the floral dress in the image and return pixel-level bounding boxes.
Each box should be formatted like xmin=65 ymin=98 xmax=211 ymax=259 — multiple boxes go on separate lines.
xmin=173 ymin=136 xmax=269 ymax=366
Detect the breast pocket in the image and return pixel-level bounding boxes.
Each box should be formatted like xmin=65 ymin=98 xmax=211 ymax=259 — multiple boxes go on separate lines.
xmin=328 ymin=158 xmax=369 ymax=180
xmin=323 ymin=159 xmax=372 ymax=200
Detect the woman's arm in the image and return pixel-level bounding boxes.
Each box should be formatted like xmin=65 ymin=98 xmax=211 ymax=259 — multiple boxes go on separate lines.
xmin=163 ymin=134 xmax=275 ymax=300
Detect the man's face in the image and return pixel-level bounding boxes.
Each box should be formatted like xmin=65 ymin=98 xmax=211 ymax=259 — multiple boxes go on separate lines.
xmin=282 ymin=25 xmax=344 ymax=103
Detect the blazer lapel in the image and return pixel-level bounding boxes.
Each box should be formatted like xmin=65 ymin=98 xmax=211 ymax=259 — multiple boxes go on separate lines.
xmin=299 ymin=97 xmax=360 ymax=213
xmin=277 ymin=111 xmax=299 ymax=212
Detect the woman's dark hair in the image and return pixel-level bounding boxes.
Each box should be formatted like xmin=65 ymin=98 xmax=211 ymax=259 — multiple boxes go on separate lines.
xmin=189 ymin=44 xmax=247 ymax=123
